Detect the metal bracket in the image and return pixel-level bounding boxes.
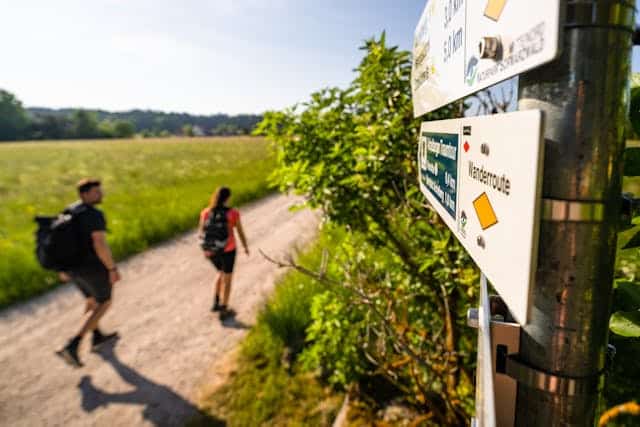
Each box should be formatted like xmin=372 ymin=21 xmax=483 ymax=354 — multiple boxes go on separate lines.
xmin=566 ymin=1 xmax=635 ymax=32
xmin=503 ymin=355 xmax=600 ymax=397
xmin=542 ymin=198 xmax=604 ymax=222
xmin=468 ymin=308 xmax=617 ymax=402
xmin=468 ymin=302 xmax=520 ymax=427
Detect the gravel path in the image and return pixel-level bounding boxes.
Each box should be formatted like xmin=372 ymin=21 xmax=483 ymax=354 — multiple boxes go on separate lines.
xmin=0 ymin=194 xmax=319 ymax=426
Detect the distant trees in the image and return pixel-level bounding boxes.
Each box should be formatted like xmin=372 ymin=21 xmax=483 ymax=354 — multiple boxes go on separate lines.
xmin=72 ymin=110 xmax=101 ymax=139
xmin=0 ymin=88 xmax=263 ymax=142
xmin=113 ymin=120 xmax=135 ymax=138
xmin=98 ymin=119 xmax=136 ymax=138
xmin=210 ymin=123 xmax=244 ymax=136
xmin=0 ymin=90 xmax=29 ymax=141
xmin=181 ymin=124 xmax=194 ymax=137
xmin=29 ymin=115 xmax=71 ymax=140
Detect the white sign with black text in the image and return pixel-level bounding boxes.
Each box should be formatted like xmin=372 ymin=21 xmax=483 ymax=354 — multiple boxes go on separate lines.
xmin=417 ymin=110 xmax=544 ymax=324
xmin=412 ymin=0 xmax=561 ymax=116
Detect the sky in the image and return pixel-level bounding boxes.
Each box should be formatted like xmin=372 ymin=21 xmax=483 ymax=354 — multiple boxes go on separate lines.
xmin=0 ymin=0 xmax=426 ymax=115
xmin=1 ymin=0 xmax=639 ymax=115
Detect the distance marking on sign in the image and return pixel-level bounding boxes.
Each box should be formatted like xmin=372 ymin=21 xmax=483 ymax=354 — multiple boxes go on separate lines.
xmin=411 ymin=0 xmax=562 ymax=116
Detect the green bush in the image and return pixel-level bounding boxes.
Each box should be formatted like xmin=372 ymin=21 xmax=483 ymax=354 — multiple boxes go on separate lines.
xmin=258 ymin=34 xmax=477 ymax=425
xmin=301 ymin=289 xmax=368 ymax=387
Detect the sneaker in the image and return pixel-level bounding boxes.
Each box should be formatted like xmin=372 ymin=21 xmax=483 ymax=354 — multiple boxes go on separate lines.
xmin=56 ymin=343 xmax=83 ymax=368
xmin=91 ymin=331 xmax=119 ymax=351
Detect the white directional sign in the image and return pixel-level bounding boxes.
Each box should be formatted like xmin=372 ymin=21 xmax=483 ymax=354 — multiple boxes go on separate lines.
xmin=417 ymin=110 xmax=544 ymax=324
xmin=412 ymin=0 xmax=562 ymax=117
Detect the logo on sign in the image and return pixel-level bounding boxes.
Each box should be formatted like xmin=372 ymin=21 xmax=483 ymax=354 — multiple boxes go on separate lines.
xmin=459 ymin=210 xmax=468 ymax=238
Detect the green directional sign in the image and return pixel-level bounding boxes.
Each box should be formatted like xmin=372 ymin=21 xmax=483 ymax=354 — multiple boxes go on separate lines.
xmin=419 ymin=132 xmax=459 ymax=220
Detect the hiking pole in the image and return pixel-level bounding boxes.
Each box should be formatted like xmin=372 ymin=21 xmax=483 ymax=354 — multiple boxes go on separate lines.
xmin=513 ymin=1 xmax=635 ymax=425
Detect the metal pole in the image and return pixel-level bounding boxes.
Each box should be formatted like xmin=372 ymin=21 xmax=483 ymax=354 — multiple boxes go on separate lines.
xmin=515 ymin=1 xmax=635 ymax=425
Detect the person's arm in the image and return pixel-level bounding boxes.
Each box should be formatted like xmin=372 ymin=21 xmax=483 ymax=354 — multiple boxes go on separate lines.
xmin=92 ymin=231 xmax=121 ymax=284
xmin=235 ymin=218 xmax=249 ymax=255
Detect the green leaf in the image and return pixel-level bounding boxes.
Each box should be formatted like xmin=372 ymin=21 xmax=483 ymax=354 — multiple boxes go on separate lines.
xmin=617 ymin=281 xmax=640 ymax=307
xmin=622 ymin=229 xmax=640 ymax=249
xmin=624 ymin=146 xmax=640 ymax=177
xmin=610 ymin=310 xmax=640 ymax=337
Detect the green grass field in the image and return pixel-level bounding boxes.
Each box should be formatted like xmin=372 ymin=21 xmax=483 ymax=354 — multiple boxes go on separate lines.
xmin=0 ymin=136 xmax=275 ymax=307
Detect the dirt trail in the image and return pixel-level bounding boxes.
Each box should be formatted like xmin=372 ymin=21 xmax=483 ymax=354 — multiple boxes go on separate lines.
xmin=0 ymin=194 xmax=319 ymax=427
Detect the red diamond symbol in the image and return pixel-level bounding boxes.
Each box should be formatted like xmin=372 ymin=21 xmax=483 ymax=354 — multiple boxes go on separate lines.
xmin=464 ymin=141 xmax=470 ymax=152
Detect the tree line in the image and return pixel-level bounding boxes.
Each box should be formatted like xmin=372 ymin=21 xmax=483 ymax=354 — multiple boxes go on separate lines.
xmin=0 ymin=89 xmax=262 ymax=142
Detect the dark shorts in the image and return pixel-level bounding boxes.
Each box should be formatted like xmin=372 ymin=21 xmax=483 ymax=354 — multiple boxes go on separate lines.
xmin=210 ymin=250 xmax=236 ymax=273
xmin=71 ymin=267 xmax=112 ymax=303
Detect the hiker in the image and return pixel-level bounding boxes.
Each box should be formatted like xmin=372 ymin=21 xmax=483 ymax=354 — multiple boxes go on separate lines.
xmin=56 ymin=179 xmax=120 ymax=367
xmin=198 ymin=186 xmax=249 ymax=319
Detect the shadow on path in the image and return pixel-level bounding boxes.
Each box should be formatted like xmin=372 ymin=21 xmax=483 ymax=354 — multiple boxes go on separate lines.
xmin=78 ymin=337 xmax=225 ymax=426
xmin=220 ymin=312 xmax=251 ymax=330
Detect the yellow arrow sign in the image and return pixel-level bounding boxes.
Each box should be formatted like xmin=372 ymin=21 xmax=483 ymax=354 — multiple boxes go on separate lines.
xmin=473 ymin=192 xmax=498 ymax=230
xmin=484 ymin=0 xmax=507 ymax=21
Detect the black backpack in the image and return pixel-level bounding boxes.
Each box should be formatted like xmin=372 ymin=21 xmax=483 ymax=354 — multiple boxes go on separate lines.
xmin=35 ymin=203 xmax=86 ymax=271
xmin=201 ymin=207 xmax=229 ymax=254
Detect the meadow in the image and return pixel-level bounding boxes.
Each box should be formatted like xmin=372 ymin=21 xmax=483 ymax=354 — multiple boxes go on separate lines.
xmin=0 ymin=136 xmax=275 ymax=307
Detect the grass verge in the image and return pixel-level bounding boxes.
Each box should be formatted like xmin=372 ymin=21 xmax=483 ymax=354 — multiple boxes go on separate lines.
xmin=190 ymin=227 xmax=345 ymax=427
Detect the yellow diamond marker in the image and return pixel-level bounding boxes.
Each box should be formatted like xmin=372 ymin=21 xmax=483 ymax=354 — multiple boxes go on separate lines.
xmin=473 ymin=192 xmax=498 ymax=230
xmin=484 ymin=0 xmax=507 ymax=21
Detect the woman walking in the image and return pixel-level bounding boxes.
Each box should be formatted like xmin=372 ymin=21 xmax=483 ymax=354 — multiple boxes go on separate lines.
xmin=198 ymin=187 xmax=249 ymax=319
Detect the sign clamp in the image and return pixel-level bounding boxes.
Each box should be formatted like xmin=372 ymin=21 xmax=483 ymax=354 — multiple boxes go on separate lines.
xmin=503 ymin=356 xmax=603 ymax=397
xmin=469 ymin=293 xmax=617 ymax=407
xmin=541 ymin=198 xmax=605 ymax=222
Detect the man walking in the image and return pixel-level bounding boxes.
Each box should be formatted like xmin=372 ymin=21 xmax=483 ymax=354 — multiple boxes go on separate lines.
xmin=56 ymin=179 xmax=120 ymax=367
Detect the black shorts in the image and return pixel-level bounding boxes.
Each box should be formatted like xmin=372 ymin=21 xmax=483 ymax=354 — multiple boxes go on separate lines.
xmin=70 ymin=266 xmax=112 ymax=303
xmin=211 ymin=250 xmax=236 ymax=273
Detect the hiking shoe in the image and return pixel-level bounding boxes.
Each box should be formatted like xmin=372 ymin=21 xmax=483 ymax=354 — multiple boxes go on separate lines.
xmin=91 ymin=331 xmax=119 ymax=351
xmin=219 ymin=308 xmax=236 ymax=321
xmin=56 ymin=343 xmax=83 ymax=368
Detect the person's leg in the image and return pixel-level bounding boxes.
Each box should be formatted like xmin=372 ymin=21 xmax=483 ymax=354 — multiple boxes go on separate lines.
xmin=215 ymin=273 xmax=223 ymax=296
xmin=57 ymin=299 xmax=111 ymax=367
xmin=212 ymin=273 xmax=223 ymax=311
xmin=85 ymin=297 xmax=97 ymax=314
xmin=77 ymin=299 xmax=112 ymax=337
xmin=220 ymin=250 xmax=236 ymax=308
xmin=221 ymin=272 xmax=233 ymax=306
xmin=58 ymin=269 xmax=114 ymax=366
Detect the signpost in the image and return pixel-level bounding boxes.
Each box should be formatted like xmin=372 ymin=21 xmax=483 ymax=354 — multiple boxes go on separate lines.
xmin=418 ymin=110 xmax=543 ymax=324
xmin=410 ymin=0 xmax=635 ymax=424
xmin=412 ymin=0 xmax=562 ymax=116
